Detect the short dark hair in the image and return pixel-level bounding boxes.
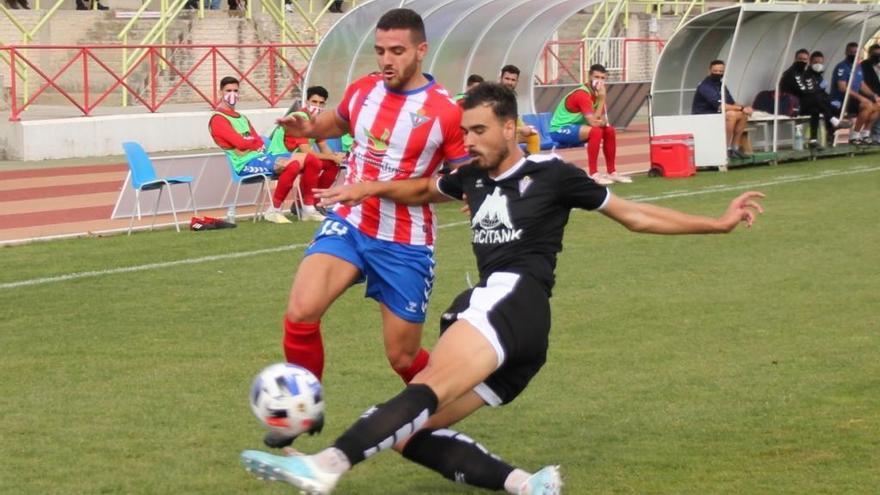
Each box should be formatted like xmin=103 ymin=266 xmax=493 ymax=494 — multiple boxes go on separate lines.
xmin=811 ymin=51 xmax=824 ymax=59
xmin=847 ymin=42 xmax=859 ymax=50
xmin=461 ymin=82 xmax=518 ymax=122
xmin=466 ymin=74 xmax=484 ymax=86
xmin=219 ymin=76 xmax=239 ymax=89
xmin=795 ymin=48 xmax=810 ymax=57
xmin=306 ymin=86 xmax=329 ymax=100
xmin=709 ymin=59 xmax=725 ymax=68
xmin=589 ymin=63 xmax=607 ymax=74
xmin=869 ymin=43 xmax=880 ymax=52
xmin=376 ymin=8 xmax=426 ymax=44
xmin=500 ymin=64 xmax=520 ymax=77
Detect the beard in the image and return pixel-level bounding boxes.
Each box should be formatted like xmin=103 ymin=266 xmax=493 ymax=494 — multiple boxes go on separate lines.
xmin=471 ymin=145 xmax=508 ymax=172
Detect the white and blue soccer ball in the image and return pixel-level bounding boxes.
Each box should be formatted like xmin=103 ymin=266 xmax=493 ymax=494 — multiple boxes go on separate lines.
xmin=249 ymin=363 xmax=324 ymax=437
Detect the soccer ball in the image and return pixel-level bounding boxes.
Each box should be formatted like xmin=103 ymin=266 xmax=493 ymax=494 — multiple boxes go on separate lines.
xmin=249 ymin=363 xmax=324 ymax=438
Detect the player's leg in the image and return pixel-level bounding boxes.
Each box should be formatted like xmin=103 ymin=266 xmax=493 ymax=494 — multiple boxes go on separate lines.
xmin=380 ymin=305 xmax=429 ymax=382
xmin=297 ymin=153 xmax=326 ymax=220
xmin=284 ymin=218 xmax=367 ymax=380
xmin=272 ymin=158 xmax=301 ymax=209
xmin=316 ymin=159 xmax=341 ymax=189
xmin=363 ymin=239 xmax=435 ymax=382
xmin=586 ymin=126 xmax=603 ymax=176
xmin=724 ymin=110 xmax=738 ymax=147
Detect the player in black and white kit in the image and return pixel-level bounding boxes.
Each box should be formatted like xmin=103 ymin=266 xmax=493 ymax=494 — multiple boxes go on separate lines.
xmin=241 ymin=83 xmax=766 ymax=495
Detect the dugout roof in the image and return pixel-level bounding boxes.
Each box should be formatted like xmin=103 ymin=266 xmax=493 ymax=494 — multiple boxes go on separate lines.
xmin=304 ymin=0 xmax=608 ymax=116
xmin=651 ymin=3 xmax=880 ymax=117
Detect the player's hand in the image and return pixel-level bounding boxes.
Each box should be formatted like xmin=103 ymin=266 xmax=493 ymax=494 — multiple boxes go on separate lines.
xmin=743 ymin=106 xmax=754 ymax=116
xmin=460 ymin=193 xmax=471 ymax=216
xmin=314 ymin=183 xmax=371 ymax=208
xmin=718 ymin=191 xmax=765 ymax=231
xmin=596 ymin=80 xmax=607 ymax=98
xmin=276 ymin=112 xmax=313 ymax=137
xmin=333 ymin=152 xmax=347 ymax=164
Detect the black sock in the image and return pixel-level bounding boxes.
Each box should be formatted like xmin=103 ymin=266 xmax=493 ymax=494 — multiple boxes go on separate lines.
xmin=402 ymin=428 xmax=514 ymax=490
xmin=333 ymin=384 xmax=438 ymax=466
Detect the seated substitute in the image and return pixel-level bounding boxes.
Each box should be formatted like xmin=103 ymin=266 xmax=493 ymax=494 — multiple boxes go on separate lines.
xmin=498 ymin=64 xmax=541 ymax=155
xmin=779 ymin=49 xmax=851 ymax=149
xmin=831 ymin=42 xmax=880 ymax=145
xmin=548 ymin=64 xmax=630 ymax=185
xmin=209 ymin=76 xmax=302 ymax=224
xmin=691 ymin=59 xmax=752 ymax=159
xmin=858 ymin=44 xmax=880 ymax=145
xmin=269 ymin=86 xmax=346 ymax=221
xmin=454 ymin=74 xmax=485 ymax=102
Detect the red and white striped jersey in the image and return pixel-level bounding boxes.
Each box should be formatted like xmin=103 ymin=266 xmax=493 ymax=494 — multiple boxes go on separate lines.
xmin=334 ymin=73 xmax=469 ymax=246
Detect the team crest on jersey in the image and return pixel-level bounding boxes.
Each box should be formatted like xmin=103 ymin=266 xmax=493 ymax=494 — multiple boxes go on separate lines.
xmin=409 ymin=109 xmax=431 ymax=128
xmin=471 ymin=188 xmax=523 ymax=244
xmin=518 ymin=175 xmax=533 ymax=195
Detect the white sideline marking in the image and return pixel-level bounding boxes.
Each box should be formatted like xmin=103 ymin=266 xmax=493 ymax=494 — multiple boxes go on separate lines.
xmin=0 ymin=220 xmax=467 ymax=290
xmin=3 ymin=164 xmax=879 ymax=291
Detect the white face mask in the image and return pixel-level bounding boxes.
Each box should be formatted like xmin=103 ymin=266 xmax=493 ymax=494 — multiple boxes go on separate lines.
xmin=591 ymin=79 xmax=604 ymax=90
xmin=307 ymin=104 xmax=323 ymax=116
xmin=811 ymin=63 xmax=825 ymax=73
xmin=223 ymin=91 xmax=239 ymax=107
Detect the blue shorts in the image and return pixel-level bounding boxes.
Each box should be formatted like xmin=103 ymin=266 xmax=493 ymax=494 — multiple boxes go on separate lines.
xmin=238 ymin=153 xmax=291 ymax=176
xmin=304 ymin=213 xmax=435 ymax=323
xmin=549 ymin=124 xmax=585 ymax=147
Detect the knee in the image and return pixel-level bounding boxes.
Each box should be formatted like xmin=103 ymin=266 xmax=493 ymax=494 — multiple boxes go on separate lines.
xmin=285 ymin=295 xmax=323 ymax=323
xmin=386 ymin=346 xmax=419 ymax=373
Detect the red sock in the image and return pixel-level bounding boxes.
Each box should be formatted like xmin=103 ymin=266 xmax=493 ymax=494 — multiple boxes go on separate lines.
xmin=282 ymin=318 xmax=324 ymax=381
xmin=273 ymin=161 xmax=300 ymax=208
xmin=603 ymin=126 xmax=617 ymax=174
xmin=317 ymin=159 xmax=341 ymax=189
xmin=395 ymin=348 xmax=430 ymax=383
xmin=298 ymin=153 xmax=322 ymax=206
xmin=586 ymin=126 xmax=603 ymax=176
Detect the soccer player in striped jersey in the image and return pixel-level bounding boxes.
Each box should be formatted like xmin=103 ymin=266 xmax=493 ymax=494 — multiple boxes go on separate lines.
xmin=242 ymin=83 xmax=765 ymax=493
xmin=264 ymin=8 xmax=469 ymax=448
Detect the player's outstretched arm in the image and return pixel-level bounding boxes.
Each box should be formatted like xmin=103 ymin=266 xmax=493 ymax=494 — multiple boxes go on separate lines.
xmin=600 ymin=191 xmax=765 ymax=234
xmin=315 ymin=177 xmax=452 ymax=208
xmin=277 ymin=107 xmax=349 ymax=140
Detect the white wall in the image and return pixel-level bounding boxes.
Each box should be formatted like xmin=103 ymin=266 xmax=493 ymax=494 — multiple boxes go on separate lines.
xmin=3 ymin=108 xmax=287 ymax=161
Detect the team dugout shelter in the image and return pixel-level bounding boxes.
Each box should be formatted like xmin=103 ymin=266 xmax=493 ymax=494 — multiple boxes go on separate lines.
xmin=651 ymin=3 xmax=880 ymax=169
xmin=305 ymin=0 xmax=649 ymax=133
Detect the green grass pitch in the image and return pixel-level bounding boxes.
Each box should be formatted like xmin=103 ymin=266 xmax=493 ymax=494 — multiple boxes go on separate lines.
xmin=1 ymin=156 xmax=878 ymax=494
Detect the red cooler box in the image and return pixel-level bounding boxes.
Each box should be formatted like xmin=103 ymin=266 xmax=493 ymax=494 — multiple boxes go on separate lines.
xmin=649 ymin=134 xmax=696 ymax=178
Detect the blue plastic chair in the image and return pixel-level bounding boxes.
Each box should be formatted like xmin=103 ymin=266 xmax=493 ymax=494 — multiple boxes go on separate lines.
xmin=224 ymin=153 xmax=276 ymax=223
xmin=522 ymin=113 xmax=560 ymax=151
xmin=122 ymin=141 xmax=197 ymax=235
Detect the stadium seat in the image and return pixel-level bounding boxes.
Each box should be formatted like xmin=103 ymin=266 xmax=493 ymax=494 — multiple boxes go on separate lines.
xmin=122 ymin=141 xmax=197 ymax=235
xmin=522 ymin=113 xmax=562 ymax=150
xmin=224 ymin=152 xmax=278 ymax=224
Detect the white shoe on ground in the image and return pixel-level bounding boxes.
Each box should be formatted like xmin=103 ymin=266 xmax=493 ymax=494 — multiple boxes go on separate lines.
xmin=606 ymin=172 xmax=633 ymax=183
xmin=263 ymin=209 xmax=292 ymax=224
xmin=519 ymin=465 xmax=562 ymax=495
xmin=300 ymin=205 xmax=326 ymax=222
xmin=241 ymin=450 xmax=340 ymax=495
xmin=589 ymin=173 xmax=614 ymax=186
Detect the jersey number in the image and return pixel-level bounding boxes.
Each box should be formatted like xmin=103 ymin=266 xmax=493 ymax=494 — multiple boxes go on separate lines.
xmin=319 ymin=220 xmax=349 ymax=237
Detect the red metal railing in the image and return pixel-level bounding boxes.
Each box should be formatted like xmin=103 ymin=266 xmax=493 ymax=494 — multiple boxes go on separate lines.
xmin=538 ymin=38 xmax=667 ymax=85
xmin=539 ymin=40 xmax=586 ymax=85
xmin=0 ymin=43 xmax=315 ymax=121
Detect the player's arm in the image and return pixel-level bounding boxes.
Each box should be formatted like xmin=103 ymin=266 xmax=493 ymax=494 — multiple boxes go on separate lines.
xmin=277 ymin=107 xmax=349 ymax=140
xmin=315 ymin=177 xmax=452 ymax=207
xmin=599 ymin=191 xmax=765 ymax=234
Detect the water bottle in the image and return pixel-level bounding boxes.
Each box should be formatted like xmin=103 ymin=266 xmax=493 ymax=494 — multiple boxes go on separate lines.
xmin=226 ymin=206 xmax=236 ymax=225
xmin=794 ymin=124 xmax=805 ymax=151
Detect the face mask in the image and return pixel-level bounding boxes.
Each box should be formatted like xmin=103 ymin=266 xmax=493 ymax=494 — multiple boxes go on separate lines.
xmin=307 ymin=104 xmax=323 ymax=116
xmin=846 ymin=55 xmax=856 ymax=64
xmin=811 ymin=63 xmax=824 ymax=73
xmin=223 ymin=91 xmax=239 ymax=107
xmin=590 ymin=79 xmax=604 ymax=90
xmin=709 ymin=74 xmax=723 ymax=82
xmin=871 ymin=54 xmax=880 ymax=64
xmin=795 ymin=61 xmax=808 ymax=71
